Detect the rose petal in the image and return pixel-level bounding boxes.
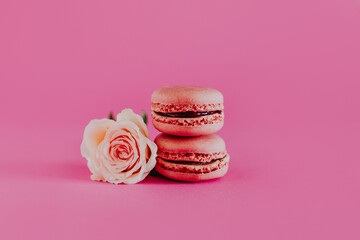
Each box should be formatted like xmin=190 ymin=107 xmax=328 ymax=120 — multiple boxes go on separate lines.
xmin=81 ymin=119 xmax=115 ymax=178
xmin=80 ymin=119 xmax=115 ymax=160
xmin=116 ymin=109 xmax=149 ymax=138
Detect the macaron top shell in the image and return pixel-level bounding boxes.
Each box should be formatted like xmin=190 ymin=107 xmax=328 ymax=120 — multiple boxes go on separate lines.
xmin=151 ymin=86 xmax=223 ymax=105
xmin=155 ymin=133 xmax=226 ymax=154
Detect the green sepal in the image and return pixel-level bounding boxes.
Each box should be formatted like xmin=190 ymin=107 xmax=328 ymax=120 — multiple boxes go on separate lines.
xmin=142 ymin=110 xmax=147 ymax=125
xmin=109 ymin=111 xmax=114 ymax=120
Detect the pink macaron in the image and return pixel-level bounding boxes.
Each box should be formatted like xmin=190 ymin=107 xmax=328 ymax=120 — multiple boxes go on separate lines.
xmin=151 ymin=86 xmax=224 ymax=136
xmin=154 ymin=133 xmax=230 ymax=182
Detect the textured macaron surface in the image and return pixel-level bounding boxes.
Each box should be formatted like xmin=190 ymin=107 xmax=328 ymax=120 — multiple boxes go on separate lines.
xmin=155 ymin=134 xmax=229 ymax=177
xmin=155 ymin=164 xmax=229 ymax=182
xmin=151 ymin=112 xmax=223 ymax=126
xmin=151 ymin=103 xmax=223 ymax=113
xmin=151 ymin=86 xmax=224 ymax=118
xmin=155 ymin=134 xmax=226 ymax=154
xmin=156 ymin=155 xmax=229 ymax=174
xmin=157 ymin=151 xmax=227 ymax=163
xmin=151 ymin=86 xmax=224 ymax=106
xmin=151 ymin=86 xmax=225 ymax=136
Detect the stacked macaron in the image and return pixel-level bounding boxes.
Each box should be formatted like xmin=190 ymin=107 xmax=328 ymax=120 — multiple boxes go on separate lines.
xmin=151 ymin=86 xmax=229 ymax=181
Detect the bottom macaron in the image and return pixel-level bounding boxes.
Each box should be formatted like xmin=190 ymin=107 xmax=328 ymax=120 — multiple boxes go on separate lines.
xmin=155 ymin=156 xmax=229 ymax=182
xmin=154 ymin=134 xmax=229 ymax=182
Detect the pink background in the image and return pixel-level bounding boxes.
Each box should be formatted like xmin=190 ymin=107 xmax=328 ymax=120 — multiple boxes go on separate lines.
xmin=1 ymin=0 xmax=360 ymax=239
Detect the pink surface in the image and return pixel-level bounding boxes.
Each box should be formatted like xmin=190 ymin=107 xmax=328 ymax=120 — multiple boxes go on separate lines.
xmin=1 ymin=0 xmax=359 ymax=239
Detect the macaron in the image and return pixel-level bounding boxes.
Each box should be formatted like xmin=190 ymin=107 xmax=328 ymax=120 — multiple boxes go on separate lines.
xmin=151 ymin=86 xmax=224 ymax=136
xmin=154 ymin=133 xmax=229 ymax=181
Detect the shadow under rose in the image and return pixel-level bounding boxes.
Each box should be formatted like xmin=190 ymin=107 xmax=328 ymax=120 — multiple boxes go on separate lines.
xmin=140 ymin=165 xmax=254 ymax=185
xmin=0 ymin=160 xmax=196 ymax=184
xmin=1 ymin=160 xmax=247 ymax=185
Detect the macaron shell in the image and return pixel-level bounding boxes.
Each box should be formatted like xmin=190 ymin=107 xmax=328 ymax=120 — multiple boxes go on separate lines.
xmin=151 ymin=86 xmax=223 ymax=105
xmin=157 ymin=151 xmax=227 ymax=163
xmin=155 ymin=133 xmax=226 ymax=154
xmin=156 ymin=154 xmax=229 ymax=173
xmin=155 ymin=164 xmax=229 ymax=182
xmin=153 ymin=120 xmax=224 ymax=136
xmin=151 ymin=103 xmax=224 ymax=113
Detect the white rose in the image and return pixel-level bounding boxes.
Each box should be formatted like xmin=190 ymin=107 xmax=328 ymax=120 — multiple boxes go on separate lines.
xmin=81 ymin=109 xmax=157 ymax=184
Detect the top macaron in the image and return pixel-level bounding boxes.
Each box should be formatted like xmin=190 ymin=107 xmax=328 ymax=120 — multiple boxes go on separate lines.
xmin=151 ymin=86 xmax=224 ymax=136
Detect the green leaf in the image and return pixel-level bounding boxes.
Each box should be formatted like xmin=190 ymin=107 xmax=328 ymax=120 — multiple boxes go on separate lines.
xmin=142 ymin=110 xmax=147 ymax=125
xmin=109 ymin=111 xmax=114 ymax=120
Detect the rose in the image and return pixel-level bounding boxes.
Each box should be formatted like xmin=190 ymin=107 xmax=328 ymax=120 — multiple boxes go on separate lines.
xmin=80 ymin=109 xmax=157 ymax=184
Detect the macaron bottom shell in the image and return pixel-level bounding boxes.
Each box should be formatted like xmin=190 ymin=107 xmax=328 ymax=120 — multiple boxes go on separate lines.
xmin=155 ymin=154 xmax=230 ymax=182
xmin=155 ymin=164 xmax=229 ymax=182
